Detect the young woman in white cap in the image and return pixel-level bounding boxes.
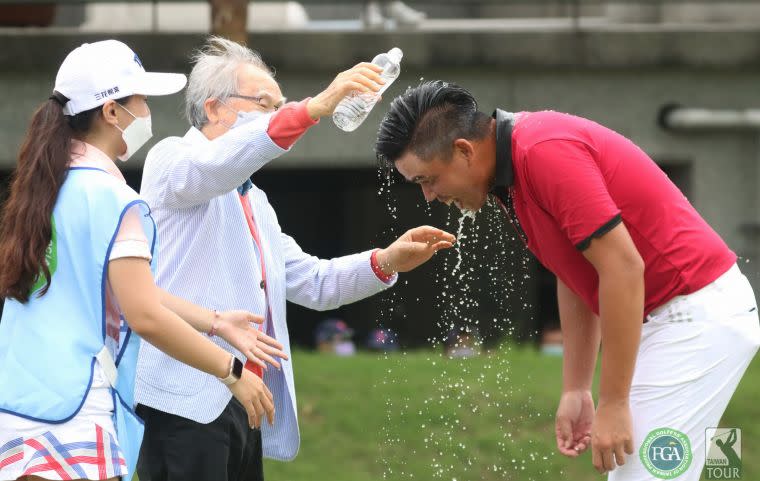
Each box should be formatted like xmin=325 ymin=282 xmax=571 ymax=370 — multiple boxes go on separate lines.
xmin=0 ymin=40 xmax=287 ymax=481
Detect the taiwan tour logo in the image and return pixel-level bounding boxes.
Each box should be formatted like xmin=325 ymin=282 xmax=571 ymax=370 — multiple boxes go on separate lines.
xmin=706 ymin=428 xmax=742 ymax=479
xmin=640 ymin=427 xmax=692 ymax=479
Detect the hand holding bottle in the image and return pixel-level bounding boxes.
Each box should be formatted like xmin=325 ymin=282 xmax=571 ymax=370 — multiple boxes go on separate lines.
xmin=333 ymin=47 xmax=404 ymax=132
xmin=306 ymin=63 xmax=385 ymax=120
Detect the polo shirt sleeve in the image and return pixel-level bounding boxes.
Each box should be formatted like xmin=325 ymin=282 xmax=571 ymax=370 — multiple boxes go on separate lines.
xmin=524 ymin=139 xmax=622 ymax=250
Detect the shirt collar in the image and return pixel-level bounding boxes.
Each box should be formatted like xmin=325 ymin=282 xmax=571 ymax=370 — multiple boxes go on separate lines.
xmin=490 ymin=109 xmax=515 ymax=194
xmin=69 ymin=140 xmax=125 ymax=183
xmin=184 ymin=126 xmax=210 ymax=144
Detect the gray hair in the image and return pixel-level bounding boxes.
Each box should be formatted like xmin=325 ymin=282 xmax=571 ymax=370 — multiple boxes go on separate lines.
xmin=185 ymin=36 xmax=274 ymax=129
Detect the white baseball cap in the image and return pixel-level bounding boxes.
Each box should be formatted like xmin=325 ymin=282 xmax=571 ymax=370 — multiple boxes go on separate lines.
xmin=53 ymin=39 xmax=187 ymax=116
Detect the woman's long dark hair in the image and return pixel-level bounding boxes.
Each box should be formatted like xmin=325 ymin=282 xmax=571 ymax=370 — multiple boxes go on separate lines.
xmin=0 ymin=94 xmax=128 ymax=302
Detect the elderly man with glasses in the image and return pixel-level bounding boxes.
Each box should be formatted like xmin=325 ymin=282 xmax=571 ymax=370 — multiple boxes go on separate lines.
xmin=134 ymin=37 xmax=455 ymax=481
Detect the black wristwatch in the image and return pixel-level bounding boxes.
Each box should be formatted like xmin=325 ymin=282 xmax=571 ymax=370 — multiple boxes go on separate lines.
xmin=219 ymin=356 xmax=244 ymax=385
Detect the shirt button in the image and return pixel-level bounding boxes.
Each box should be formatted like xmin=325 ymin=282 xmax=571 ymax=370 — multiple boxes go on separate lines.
xmin=260 ymin=280 xmax=266 ymax=289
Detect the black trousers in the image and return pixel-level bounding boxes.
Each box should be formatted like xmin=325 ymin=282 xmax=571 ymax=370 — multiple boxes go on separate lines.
xmin=136 ymin=399 xmax=264 ymax=481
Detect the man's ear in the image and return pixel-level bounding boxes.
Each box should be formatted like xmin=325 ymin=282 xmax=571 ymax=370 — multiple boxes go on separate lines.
xmin=205 ymin=98 xmax=223 ymax=124
xmin=453 ymin=138 xmax=475 ymax=164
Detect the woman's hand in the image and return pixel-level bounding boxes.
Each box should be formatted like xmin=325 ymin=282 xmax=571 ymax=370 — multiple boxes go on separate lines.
xmin=228 ymin=368 xmax=275 ymax=428
xmin=216 ymin=310 xmax=289 ymax=370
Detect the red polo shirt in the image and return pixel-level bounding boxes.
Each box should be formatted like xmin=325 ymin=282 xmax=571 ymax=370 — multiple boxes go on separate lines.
xmin=494 ymin=110 xmax=736 ymax=316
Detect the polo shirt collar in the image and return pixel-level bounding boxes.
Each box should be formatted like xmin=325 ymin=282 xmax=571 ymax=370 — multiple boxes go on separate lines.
xmin=490 ymin=109 xmax=515 ymax=194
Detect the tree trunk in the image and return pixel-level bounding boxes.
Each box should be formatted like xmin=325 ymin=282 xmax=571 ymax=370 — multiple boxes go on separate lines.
xmin=210 ymin=0 xmax=248 ymax=44
xmin=0 ymin=4 xmax=56 ymax=26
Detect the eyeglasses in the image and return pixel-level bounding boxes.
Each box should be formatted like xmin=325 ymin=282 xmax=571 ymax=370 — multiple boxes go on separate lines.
xmin=228 ymin=93 xmax=285 ymax=111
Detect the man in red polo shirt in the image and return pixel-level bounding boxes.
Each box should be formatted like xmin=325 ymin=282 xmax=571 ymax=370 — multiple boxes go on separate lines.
xmin=375 ymin=81 xmax=760 ymax=480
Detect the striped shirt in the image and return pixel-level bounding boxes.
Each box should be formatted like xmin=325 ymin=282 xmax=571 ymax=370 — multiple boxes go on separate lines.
xmin=135 ymin=105 xmax=396 ymax=460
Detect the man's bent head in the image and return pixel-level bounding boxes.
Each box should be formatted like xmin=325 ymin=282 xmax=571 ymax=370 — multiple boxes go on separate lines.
xmin=375 ymin=81 xmax=496 ymax=211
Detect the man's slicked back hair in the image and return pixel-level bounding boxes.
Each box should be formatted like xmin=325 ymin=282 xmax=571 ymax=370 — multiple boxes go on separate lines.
xmin=375 ymin=80 xmax=491 ymax=168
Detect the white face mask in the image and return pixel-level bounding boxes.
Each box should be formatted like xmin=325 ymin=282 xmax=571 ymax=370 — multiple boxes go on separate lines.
xmin=221 ymin=100 xmax=266 ymax=130
xmin=115 ymin=104 xmax=152 ymax=162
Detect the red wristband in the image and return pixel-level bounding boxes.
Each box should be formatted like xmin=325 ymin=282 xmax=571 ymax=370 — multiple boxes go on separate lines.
xmin=370 ymin=249 xmax=394 ymax=283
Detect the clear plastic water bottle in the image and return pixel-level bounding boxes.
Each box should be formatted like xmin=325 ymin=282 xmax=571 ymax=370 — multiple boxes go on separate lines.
xmin=332 ymin=47 xmax=403 ymax=132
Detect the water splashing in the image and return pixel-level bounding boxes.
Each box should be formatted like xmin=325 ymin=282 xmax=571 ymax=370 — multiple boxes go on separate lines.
xmin=452 ymin=209 xmax=476 ymax=275
xmin=372 ymin=183 xmax=546 ymax=479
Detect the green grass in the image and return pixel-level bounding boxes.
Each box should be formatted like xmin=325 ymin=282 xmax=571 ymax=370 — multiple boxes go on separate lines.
xmin=265 ymin=345 xmax=760 ymax=481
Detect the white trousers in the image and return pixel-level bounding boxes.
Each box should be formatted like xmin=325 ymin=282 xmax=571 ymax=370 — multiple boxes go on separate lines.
xmin=608 ymin=264 xmax=760 ymax=481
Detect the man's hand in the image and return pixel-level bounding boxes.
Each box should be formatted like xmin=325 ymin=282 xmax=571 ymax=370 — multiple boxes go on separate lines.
xmin=556 ymin=390 xmax=595 ymax=457
xmin=216 ymin=310 xmax=289 ymax=370
xmin=306 ymin=62 xmax=385 ymax=119
xmin=591 ymin=399 xmax=634 ymax=474
xmin=375 ymin=226 xmax=455 ymax=275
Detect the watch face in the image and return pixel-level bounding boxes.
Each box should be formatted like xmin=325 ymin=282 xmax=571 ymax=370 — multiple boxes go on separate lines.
xmin=232 ymin=357 xmax=244 ymax=379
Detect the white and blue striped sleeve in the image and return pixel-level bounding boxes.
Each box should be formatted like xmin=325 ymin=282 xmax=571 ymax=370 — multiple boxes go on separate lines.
xmin=281 ymin=232 xmax=397 ymax=312
xmin=143 ymin=115 xmax=288 ymax=209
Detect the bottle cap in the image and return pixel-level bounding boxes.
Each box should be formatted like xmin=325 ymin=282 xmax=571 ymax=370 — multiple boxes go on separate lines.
xmin=388 ymin=47 xmax=404 ymax=63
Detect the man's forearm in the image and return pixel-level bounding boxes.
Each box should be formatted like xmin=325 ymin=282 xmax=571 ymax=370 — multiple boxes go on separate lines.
xmin=558 ymin=279 xmax=601 ymax=392
xmin=597 ymin=269 xmax=644 ymax=404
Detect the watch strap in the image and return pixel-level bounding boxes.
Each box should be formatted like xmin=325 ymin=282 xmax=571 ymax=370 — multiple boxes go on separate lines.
xmin=219 ymin=355 xmax=244 ymax=385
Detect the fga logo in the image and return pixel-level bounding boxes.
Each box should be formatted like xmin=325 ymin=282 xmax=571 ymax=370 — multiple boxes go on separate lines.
xmin=640 ymin=428 xmax=692 ymax=479
xmin=705 ymin=428 xmax=742 ymax=479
